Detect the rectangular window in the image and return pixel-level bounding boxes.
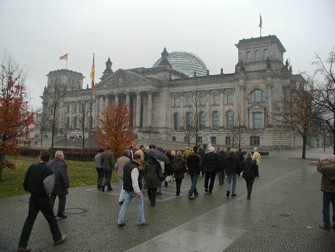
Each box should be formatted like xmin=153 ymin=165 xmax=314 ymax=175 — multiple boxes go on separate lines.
xmin=173 ymin=97 xmax=180 ymax=107
xmin=213 ymin=94 xmax=220 ymax=105
xmin=226 ymin=93 xmax=234 ymax=104
xmin=250 ymin=136 xmax=260 ymax=146
xmin=186 ymin=96 xmax=192 ymax=106
xmin=197 ymin=137 xmax=202 ymax=144
xmin=225 ymin=136 xmax=231 ymax=145
xmin=172 ymin=136 xmax=176 ymax=141
xmin=199 ymin=95 xmax=206 ymax=106
xmin=211 ymin=136 xmax=217 ymax=145
xmin=252 ymin=112 xmax=264 ymax=128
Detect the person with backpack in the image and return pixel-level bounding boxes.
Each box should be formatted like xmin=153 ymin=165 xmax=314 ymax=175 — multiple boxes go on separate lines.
xmin=172 ymin=151 xmax=186 ymax=196
xmin=186 ymin=146 xmax=201 ymax=199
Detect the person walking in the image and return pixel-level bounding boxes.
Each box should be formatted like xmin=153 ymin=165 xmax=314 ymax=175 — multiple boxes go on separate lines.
xmin=94 ymin=149 xmax=104 ymax=190
xmin=49 ymin=150 xmax=70 ymax=219
xmin=224 ymin=149 xmax=241 ymax=197
xmin=252 ymin=147 xmax=261 ymax=177
xmin=172 ymin=151 xmax=186 ymax=196
xmin=202 ymin=146 xmax=220 ymax=193
xmin=186 ymin=146 xmax=201 ymax=199
xmin=164 ymin=149 xmax=174 ymax=187
xmin=144 ymin=155 xmax=162 ymax=207
xmin=317 ymin=157 xmax=335 ymax=231
xmin=17 ymin=151 xmax=66 ymax=252
xmin=217 ymin=147 xmax=226 ymax=185
xmin=134 ymin=145 xmax=146 ymax=189
xmin=241 ymin=152 xmax=258 ymax=200
xmin=101 ymin=147 xmax=115 ymax=192
xmin=117 ymin=154 xmax=148 ymax=227
xmin=115 ymin=150 xmax=131 ymax=204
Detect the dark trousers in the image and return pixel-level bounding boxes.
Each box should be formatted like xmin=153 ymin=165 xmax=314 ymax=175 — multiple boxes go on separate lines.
xmin=175 ymin=178 xmax=183 ymax=195
xmin=204 ymin=171 xmax=216 ymax=192
xmin=138 ymin=170 xmax=144 ymax=190
xmin=103 ymin=170 xmax=112 ymax=190
xmin=217 ymin=170 xmax=224 ymax=185
xmin=50 ymin=193 xmax=66 ymax=215
xmin=322 ymin=191 xmax=335 ymax=228
xmin=18 ymin=195 xmax=62 ymax=248
xmin=244 ymin=177 xmax=255 ymax=199
xmin=147 ymin=187 xmax=157 ymax=205
xmin=96 ymin=168 xmax=104 ymax=187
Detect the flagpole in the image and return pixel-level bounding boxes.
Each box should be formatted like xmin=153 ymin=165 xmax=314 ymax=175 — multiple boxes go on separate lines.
xmin=89 ymin=53 xmax=95 ymax=149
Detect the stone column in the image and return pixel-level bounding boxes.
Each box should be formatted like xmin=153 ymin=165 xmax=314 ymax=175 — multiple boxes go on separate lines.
xmin=179 ymin=93 xmax=184 ymax=129
xmin=136 ymin=91 xmax=141 ymax=128
xmin=94 ymin=97 xmax=99 ymax=127
xmin=147 ymin=91 xmax=153 ymax=128
xmin=206 ymin=92 xmax=210 ymax=128
xmin=105 ymin=95 xmax=109 ymax=110
xmin=220 ymin=90 xmax=224 ymax=128
xmin=99 ymin=96 xmax=104 ymax=120
xmin=267 ymin=80 xmax=273 ymax=126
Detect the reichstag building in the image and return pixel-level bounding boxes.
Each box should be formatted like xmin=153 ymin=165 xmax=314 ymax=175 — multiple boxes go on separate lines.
xmin=42 ymin=35 xmax=304 ymax=149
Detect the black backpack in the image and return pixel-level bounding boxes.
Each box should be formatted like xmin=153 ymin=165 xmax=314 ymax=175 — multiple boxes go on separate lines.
xmin=173 ymin=158 xmax=184 ymax=173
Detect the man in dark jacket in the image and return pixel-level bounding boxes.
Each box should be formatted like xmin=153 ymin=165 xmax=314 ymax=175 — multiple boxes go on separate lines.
xmin=202 ymin=146 xmax=220 ymax=193
xmin=101 ymin=147 xmax=115 ymax=192
xmin=186 ymin=146 xmax=201 ymax=199
xmin=117 ymin=154 xmax=148 ymax=227
xmin=224 ymin=149 xmax=241 ymax=197
xmin=317 ymin=157 xmax=335 ymax=231
xmin=17 ymin=151 xmax=66 ymax=252
xmin=49 ymin=150 xmax=70 ymax=219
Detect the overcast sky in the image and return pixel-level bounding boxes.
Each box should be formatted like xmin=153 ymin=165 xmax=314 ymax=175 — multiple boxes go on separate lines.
xmin=1 ymin=0 xmax=334 ymax=109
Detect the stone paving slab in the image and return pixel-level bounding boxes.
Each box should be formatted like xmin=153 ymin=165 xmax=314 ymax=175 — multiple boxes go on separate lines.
xmin=1 ymin=149 xmax=335 ymax=251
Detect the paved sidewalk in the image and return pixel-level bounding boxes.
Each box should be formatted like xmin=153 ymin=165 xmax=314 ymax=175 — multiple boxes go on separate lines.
xmin=1 ymin=149 xmax=335 ymax=251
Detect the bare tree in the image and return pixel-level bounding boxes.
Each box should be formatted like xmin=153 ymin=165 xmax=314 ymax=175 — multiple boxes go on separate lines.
xmin=273 ymin=81 xmax=317 ymax=159
xmin=231 ymin=106 xmax=247 ymax=149
xmin=76 ymin=97 xmax=91 ymax=150
xmin=312 ymin=51 xmax=335 ymax=154
xmin=42 ymin=78 xmax=67 ymax=155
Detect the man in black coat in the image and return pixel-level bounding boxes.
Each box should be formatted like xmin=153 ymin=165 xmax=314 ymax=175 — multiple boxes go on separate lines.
xmin=202 ymin=146 xmax=220 ymax=193
xmin=224 ymin=149 xmax=241 ymax=197
xmin=49 ymin=150 xmax=70 ymax=219
xmin=186 ymin=146 xmax=201 ymax=199
xmin=101 ymin=147 xmax=115 ymax=192
xmin=217 ymin=147 xmax=226 ymax=185
xmin=17 ymin=151 xmax=66 ymax=252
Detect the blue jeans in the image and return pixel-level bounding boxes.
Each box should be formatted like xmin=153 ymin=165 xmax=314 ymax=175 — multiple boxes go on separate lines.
xmin=118 ymin=178 xmax=126 ymax=203
xmin=117 ymin=191 xmax=145 ymax=225
xmin=322 ymin=191 xmax=335 ymax=228
xmin=188 ymin=174 xmax=199 ymax=197
xmin=226 ymin=173 xmax=237 ymax=194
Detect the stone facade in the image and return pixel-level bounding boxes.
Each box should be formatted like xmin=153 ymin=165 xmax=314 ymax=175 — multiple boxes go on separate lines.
xmin=41 ymin=35 xmax=304 ymax=149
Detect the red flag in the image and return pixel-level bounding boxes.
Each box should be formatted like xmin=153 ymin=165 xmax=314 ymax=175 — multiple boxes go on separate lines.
xmin=259 ymin=14 xmax=262 ymax=28
xmin=59 ymin=53 xmax=68 ymax=61
xmin=90 ymin=54 xmax=95 ymax=95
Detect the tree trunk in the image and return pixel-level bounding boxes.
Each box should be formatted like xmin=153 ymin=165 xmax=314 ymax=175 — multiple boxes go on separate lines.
xmin=302 ymin=135 xmax=306 ymax=159
xmin=0 ymin=153 xmax=5 ymax=181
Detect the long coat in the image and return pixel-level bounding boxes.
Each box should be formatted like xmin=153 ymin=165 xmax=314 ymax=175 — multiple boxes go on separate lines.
xmin=49 ymin=158 xmax=70 ymax=196
xmin=241 ymin=158 xmax=257 ymax=179
xmin=144 ymin=156 xmax=161 ymax=188
xmin=224 ymin=153 xmax=240 ymax=175
xmin=172 ymin=157 xmax=186 ymax=179
xmin=101 ymin=150 xmax=115 ymax=171
xmin=202 ymin=152 xmax=219 ymax=173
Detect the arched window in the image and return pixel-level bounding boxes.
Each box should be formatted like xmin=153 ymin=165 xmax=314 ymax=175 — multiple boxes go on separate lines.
xmin=212 ymin=111 xmax=219 ymax=129
xmin=186 ymin=112 xmax=193 ymax=130
xmin=255 ymin=50 xmax=260 ymax=60
xmin=246 ymin=51 xmax=251 ymax=60
xmin=226 ymin=91 xmax=234 ymax=104
xmin=226 ymin=110 xmax=234 ymax=129
xmin=199 ymin=111 xmax=206 ymax=130
xmin=250 ymin=89 xmax=265 ymax=102
xmin=263 ymin=49 xmax=268 ymax=58
xmin=173 ymin=112 xmax=180 ymax=130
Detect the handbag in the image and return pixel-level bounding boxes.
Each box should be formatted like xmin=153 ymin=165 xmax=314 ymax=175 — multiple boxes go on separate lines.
xmin=157 ymin=166 xmax=165 ymax=181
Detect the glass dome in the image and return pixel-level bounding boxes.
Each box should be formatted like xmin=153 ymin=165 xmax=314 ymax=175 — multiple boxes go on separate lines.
xmin=153 ymin=51 xmax=207 ymax=77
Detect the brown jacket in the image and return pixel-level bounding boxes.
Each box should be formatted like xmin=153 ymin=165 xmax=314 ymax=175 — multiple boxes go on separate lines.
xmin=101 ymin=150 xmax=115 ymax=171
xmin=317 ymin=161 xmax=335 ymax=193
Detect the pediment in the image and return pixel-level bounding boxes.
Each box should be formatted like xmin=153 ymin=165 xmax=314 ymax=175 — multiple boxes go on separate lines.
xmin=248 ymin=102 xmax=266 ymax=110
xmin=98 ymin=69 xmax=155 ymax=88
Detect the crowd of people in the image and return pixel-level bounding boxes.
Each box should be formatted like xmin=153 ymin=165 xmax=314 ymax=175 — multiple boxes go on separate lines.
xmin=93 ymin=144 xmax=262 ymax=228
xmin=17 ymin=144 xmax=262 ymax=251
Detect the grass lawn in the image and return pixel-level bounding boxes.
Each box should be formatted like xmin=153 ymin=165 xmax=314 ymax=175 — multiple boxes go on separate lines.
xmin=0 ymin=155 xmax=118 ymax=199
